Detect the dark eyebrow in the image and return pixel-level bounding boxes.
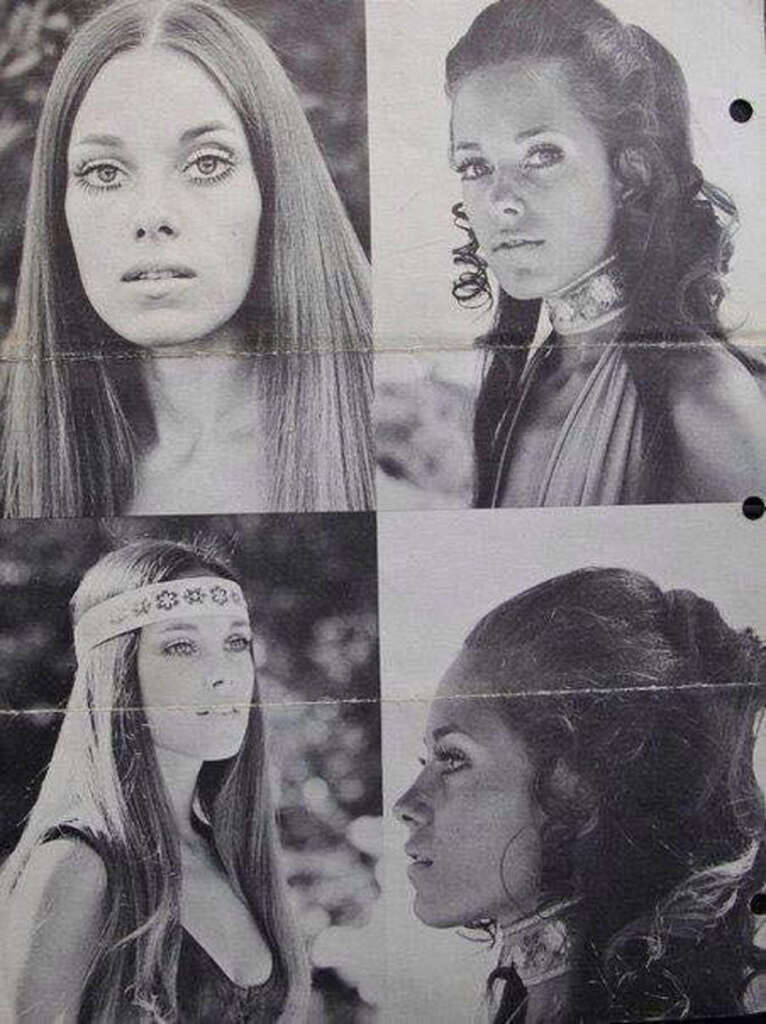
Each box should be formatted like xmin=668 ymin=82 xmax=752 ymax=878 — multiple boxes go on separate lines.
xmin=157 ymin=618 xmax=251 ymax=634
xmin=453 ymin=125 xmax=555 ymax=154
xmin=71 ymin=122 xmax=237 ymax=151
xmin=179 ymin=121 xmax=237 ymax=144
xmin=515 ymin=124 xmax=554 ymax=141
xmin=71 ymin=133 xmax=124 ymax=149
xmin=430 ymin=723 xmax=470 ymax=743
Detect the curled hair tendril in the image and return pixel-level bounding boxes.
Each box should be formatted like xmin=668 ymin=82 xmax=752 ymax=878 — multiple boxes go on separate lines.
xmin=451 ymin=202 xmax=492 ymax=308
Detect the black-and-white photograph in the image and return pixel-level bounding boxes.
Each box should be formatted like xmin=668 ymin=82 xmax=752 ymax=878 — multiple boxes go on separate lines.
xmin=0 ymin=0 xmax=373 ymax=516
xmin=379 ymin=504 xmax=766 ymax=1022
xmin=371 ymin=0 xmax=766 ymax=510
xmin=0 ymin=512 xmax=381 ymax=1021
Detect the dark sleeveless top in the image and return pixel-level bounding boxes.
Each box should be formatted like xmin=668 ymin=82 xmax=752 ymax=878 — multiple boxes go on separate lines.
xmin=43 ymin=825 xmax=288 ymax=1023
xmin=177 ymin=927 xmax=287 ymax=1024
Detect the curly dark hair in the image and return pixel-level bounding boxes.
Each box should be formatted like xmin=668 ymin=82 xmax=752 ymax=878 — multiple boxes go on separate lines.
xmin=458 ymin=567 xmax=765 ymax=1022
xmin=444 ymin=0 xmax=756 ymax=506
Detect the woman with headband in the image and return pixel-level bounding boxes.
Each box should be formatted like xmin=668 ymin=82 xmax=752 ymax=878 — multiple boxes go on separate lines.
xmin=395 ymin=568 xmax=766 ymax=1022
xmin=0 ymin=539 xmax=309 ymax=1022
xmin=445 ymin=0 xmax=765 ymax=507
xmin=0 ymin=0 xmax=372 ymax=516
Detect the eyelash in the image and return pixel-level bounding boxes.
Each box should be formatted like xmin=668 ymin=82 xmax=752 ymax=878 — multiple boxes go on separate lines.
xmin=183 ymin=148 xmax=236 ymax=187
xmin=71 ymin=147 xmax=236 ymax=194
xmin=418 ymin=745 xmax=469 ymax=775
xmin=162 ymin=635 xmax=252 ymax=657
xmin=72 ymin=161 xmax=125 ymax=194
xmin=454 ymin=144 xmax=564 ymax=181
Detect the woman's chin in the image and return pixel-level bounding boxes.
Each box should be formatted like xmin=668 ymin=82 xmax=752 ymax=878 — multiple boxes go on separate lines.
xmin=412 ymin=896 xmax=470 ymax=930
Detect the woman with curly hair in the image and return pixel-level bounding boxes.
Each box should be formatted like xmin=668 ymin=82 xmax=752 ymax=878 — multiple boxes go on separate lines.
xmin=0 ymin=0 xmax=372 ymax=516
xmin=395 ymin=567 xmax=765 ymax=1022
xmin=0 ymin=539 xmax=309 ymax=1022
xmin=446 ymin=0 xmax=765 ymax=507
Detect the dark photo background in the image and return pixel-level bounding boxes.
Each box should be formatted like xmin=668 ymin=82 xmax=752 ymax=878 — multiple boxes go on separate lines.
xmin=0 ymin=512 xmax=380 ymax=1022
xmin=0 ymin=0 xmax=370 ymax=333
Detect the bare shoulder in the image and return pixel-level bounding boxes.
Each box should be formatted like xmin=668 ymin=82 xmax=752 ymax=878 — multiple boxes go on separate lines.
xmin=20 ymin=837 xmax=108 ymax=909
xmin=2 ymin=839 xmax=108 ymax=1020
xmin=664 ymin=340 xmax=766 ymax=499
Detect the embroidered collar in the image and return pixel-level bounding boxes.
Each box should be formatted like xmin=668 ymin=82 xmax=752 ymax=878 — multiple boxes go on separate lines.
xmin=545 ymin=255 xmax=627 ymax=336
xmin=499 ymin=901 xmax=576 ymax=988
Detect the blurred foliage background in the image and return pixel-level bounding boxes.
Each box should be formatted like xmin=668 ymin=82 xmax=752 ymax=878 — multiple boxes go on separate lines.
xmin=0 ymin=0 xmax=370 ymax=334
xmin=375 ymin=362 xmax=476 ymax=509
xmin=0 ymin=513 xmax=380 ymax=1022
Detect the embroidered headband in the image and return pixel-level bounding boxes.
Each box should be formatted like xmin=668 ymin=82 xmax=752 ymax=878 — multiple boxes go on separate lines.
xmin=73 ymin=577 xmax=248 ymax=661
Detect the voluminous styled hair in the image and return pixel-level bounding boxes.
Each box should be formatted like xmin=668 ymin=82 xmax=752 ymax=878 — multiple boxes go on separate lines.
xmin=445 ymin=0 xmax=754 ymax=507
xmin=461 ymin=567 xmax=765 ymax=1022
xmin=0 ymin=538 xmax=309 ymax=1022
xmin=0 ymin=0 xmax=373 ymax=516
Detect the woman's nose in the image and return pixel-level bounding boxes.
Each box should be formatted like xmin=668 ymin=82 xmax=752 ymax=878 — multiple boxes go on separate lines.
xmin=489 ymin=169 xmax=525 ymax=217
xmin=393 ymin=779 xmax=432 ymax=828
xmin=135 ymin=220 xmax=175 ymax=240
xmin=132 ymin=188 xmax=180 ymax=241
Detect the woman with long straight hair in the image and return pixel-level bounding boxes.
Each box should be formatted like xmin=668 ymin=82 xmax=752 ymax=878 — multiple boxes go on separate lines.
xmin=0 ymin=0 xmax=373 ymax=516
xmin=0 ymin=538 xmax=309 ymax=1022
xmin=396 ymin=567 xmax=766 ymax=1022
xmin=445 ymin=0 xmax=765 ymax=507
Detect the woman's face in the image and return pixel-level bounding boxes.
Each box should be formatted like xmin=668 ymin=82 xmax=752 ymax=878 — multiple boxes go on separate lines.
xmin=137 ymin=611 xmax=255 ymax=762
xmin=65 ymin=47 xmax=262 ymax=349
xmin=394 ymin=652 xmax=542 ymax=929
xmin=451 ymin=59 xmax=619 ymax=300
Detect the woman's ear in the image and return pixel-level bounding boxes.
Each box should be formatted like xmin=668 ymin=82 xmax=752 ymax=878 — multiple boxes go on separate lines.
xmin=548 ymin=757 xmax=598 ymax=826
xmin=615 ymin=146 xmax=652 ymax=205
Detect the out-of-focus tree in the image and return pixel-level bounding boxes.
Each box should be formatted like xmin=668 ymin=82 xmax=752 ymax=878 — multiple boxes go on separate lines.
xmin=0 ymin=0 xmax=369 ymax=333
xmin=375 ymin=374 xmax=475 ymax=506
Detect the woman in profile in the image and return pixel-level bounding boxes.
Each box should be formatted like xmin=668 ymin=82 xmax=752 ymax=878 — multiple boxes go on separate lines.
xmin=0 ymin=539 xmax=309 ymax=1022
xmin=0 ymin=0 xmax=372 ymax=516
xmin=446 ymin=0 xmax=765 ymax=507
xmin=396 ymin=567 xmax=765 ymax=1022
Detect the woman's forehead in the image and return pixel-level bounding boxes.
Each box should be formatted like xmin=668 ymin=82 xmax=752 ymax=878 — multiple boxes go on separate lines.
xmin=451 ymin=57 xmax=590 ymax=141
xmin=70 ymin=47 xmax=244 ymax=149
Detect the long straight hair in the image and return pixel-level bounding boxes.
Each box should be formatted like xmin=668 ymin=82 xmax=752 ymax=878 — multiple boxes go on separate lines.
xmin=0 ymin=539 xmax=310 ymax=1022
xmin=0 ymin=0 xmax=373 ymax=516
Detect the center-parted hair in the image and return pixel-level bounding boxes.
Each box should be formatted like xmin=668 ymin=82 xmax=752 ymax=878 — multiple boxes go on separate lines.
xmin=461 ymin=567 xmax=765 ymax=1021
xmin=0 ymin=0 xmax=373 ymax=516
xmin=445 ymin=0 xmax=756 ymax=507
xmin=0 ymin=538 xmax=309 ymax=1023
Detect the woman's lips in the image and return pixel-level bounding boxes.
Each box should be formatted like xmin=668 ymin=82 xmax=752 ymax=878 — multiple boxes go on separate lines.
xmin=491 ymin=238 xmax=544 ymax=253
xmin=195 ymin=706 xmax=240 ymax=717
xmin=121 ymin=264 xmax=196 ymax=282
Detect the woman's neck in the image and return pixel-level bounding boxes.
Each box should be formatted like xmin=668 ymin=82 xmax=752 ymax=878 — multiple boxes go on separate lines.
xmin=498 ymin=901 xmax=577 ymax=989
xmin=543 ymin=254 xmax=627 ymax=378
xmin=142 ymin=324 xmax=258 ymax=446
xmin=153 ymin=745 xmax=205 ymax=850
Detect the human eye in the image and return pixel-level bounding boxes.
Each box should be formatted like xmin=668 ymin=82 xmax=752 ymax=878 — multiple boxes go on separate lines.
xmin=521 ymin=143 xmax=564 ymax=171
xmin=72 ymin=159 xmax=127 ymax=193
xmin=162 ymin=638 xmax=198 ymax=657
xmin=433 ymin=744 xmax=470 ymax=775
xmin=184 ymin=147 xmax=236 ymax=186
xmin=225 ymin=633 xmax=252 ymax=653
xmin=453 ymin=156 xmax=492 ymax=182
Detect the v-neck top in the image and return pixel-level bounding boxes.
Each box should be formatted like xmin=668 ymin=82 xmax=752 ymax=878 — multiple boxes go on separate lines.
xmin=177 ymin=926 xmax=287 ymax=1024
xmin=42 ymin=825 xmax=288 ymax=1023
xmin=489 ymin=341 xmax=651 ymax=507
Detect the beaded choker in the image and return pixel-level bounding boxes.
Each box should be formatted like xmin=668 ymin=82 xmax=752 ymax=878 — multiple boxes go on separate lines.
xmin=545 ymin=255 xmax=627 ymax=336
xmin=73 ymin=577 xmax=248 ymax=661
xmin=499 ymin=902 xmax=575 ymax=988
